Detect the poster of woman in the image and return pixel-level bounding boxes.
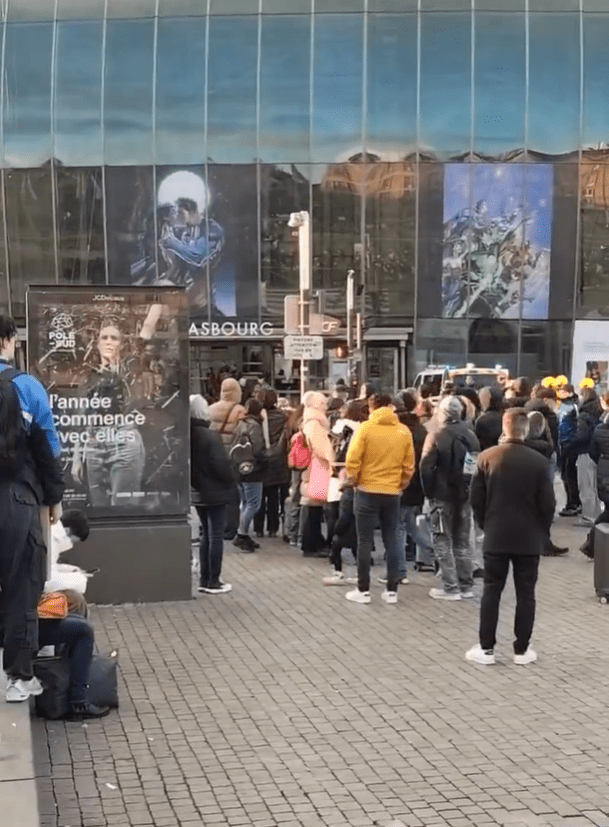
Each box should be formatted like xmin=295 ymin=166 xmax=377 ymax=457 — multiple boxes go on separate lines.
xmin=27 ymin=286 xmax=190 ymax=520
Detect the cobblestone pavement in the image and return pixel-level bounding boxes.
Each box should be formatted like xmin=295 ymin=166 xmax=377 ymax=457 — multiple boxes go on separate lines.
xmin=33 ymin=518 xmax=609 ymax=827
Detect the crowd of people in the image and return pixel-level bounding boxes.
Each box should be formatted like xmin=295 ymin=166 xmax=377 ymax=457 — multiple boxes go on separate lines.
xmin=191 ymin=371 xmax=609 ymax=663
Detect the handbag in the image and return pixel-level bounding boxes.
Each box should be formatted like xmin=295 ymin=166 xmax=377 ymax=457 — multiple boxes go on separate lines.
xmin=87 ymin=649 xmax=119 ymax=709
xmin=37 ymin=592 xmax=69 ymax=620
xmin=33 ymin=649 xmax=119 ymax=719
xmin=307 ymin=455 xmax=331 ymax=501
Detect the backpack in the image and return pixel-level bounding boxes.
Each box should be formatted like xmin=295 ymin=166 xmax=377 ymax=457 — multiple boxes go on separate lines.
xmin=0 ymin=367 xmax=25 ymax=473
xmin=229 ymin=427 xmax=256 ymax=477
xmin=288 ymin=431 xmax=312 ymax=470
xmin=448 ymin=433 xmax=477 ymax=504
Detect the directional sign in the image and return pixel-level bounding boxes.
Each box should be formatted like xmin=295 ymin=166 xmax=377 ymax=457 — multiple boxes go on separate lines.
xmin=284 ymin=335 xmax=324 ymax=360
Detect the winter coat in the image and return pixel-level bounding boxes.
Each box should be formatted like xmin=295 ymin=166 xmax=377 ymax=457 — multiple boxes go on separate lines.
xmin=475 ymin=410 xmax=503 ymax=452
xmin=571 ymin=397 xmax=602 ymax=457
xmin=190 ymin=418 xmax=236 ymax=506
xmin=590 ymin=411 xmax=609 ymax=501
xmin=524 ymin=398 xmax=558 ymax=449
xmin=556 ymin=395 xmax=579 ymax=455
xmin=470 ymin=440 xmax=556 ymax=555
xmin=232 ymin=415 xmax=266 ymax=483
xmin=420 ymin=419 xmax=480 ymax=504
xmin=524 ymin=435 xmax=554 ymax=460
xmin=346 ymin=407 xmax=414 ymax=496
xmin=260 ymin=408 xmax=290 ymax=487
xmin=209 ymin=378 xmax=246 ymax=449
xmin=397 ymin=411 xmax=426 ymax=507
xmin=300 ymin=406 xmax=334 ymax=504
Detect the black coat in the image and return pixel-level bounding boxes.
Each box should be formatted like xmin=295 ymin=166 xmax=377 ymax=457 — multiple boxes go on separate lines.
xmin=475 ymin=410 xmax=503 ymax=451
xmin=260 ymin=408 xmax=290 ymax=487
xmin=524 ymin=435 xmax=554 ymax=460
xmin=524 ymin=398 xmax=558 ymax=449
xmin=470 ymin=440 xmax=556 ymax=556
xmin=420 ymin=420 xmax=480 ymax=503
xmin=571 ymin=397 xmax=601 ymax=456
xmin=190 ymin=418 xmax=236 ymax=506
xmin=590 ymin=412 xmax=609 ymax=501
xmin=398 ymin=411 xmax=426 ymax=507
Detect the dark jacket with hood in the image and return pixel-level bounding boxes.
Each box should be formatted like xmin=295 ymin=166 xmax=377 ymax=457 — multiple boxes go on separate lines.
xmin=524 ymin=397 xmax=558 ymax=450
xmin=260 ymin=407 xmax=290 ymax=487
xmin=571 ymin=397 xmax=602 ymax=456
xmin=190 ymin=417 xmax=235 ymax=506
xmin=397 ymin=410 xmax=426 ymax=507
xmin=556 ymin=394 xmax=579 ymax=455
xmin=475 ymin=387 xmax=503 ymax=451
xmin=470 ymin=439 xmax=556 ymax=555
xmin=590 ymin=410 xmax=609 ymax=501
xmin=420 ymin=416 xmax=480 ymax=504
xmin=524 ymin=411 xmax=554 ymax=460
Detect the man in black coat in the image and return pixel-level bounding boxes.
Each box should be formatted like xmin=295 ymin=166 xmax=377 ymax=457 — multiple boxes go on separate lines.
xmin=475 ymin=386 xmax=503 ymax=451
xmin=466 ymin=408 xmax=556 ymax=666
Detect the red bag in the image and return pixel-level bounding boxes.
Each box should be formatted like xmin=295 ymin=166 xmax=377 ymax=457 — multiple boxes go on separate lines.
xmin=288 ymin=431 xmax=312 ymax=470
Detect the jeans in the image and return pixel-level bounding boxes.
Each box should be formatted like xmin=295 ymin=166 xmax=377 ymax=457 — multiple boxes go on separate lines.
xmin=397 ymin=505 xmax=433 ymax=579
xmin=196 ymin=504 xmax=227 ymax=588
xmin=559 ymin=452 xmax=580 ymax=509
xmin=285 ymin=470 xmax=302 ymax=544
xmin=38 ymin=615 xmax=95 ymax=704
xmin=237 ymin=482 xmax=263 ymax=535
xmin=86 ymin=429 xmax=146 ymax=508
xmin=479 ymin=553 xmax=539 ymax=655
xmin=577 ymin=453 xmax=602 ymax=522
xmin=429 ymin=498 xmax=473 ymax=594
xmin=355 ymin=491 xmax=400 ymax=592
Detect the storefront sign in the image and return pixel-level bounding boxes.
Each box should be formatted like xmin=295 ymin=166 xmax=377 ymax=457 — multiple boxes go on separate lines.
xmin=27 ymin=286 xmax=190 ymax=520
xmin=189 ymin=321 xmax=275 ymax=338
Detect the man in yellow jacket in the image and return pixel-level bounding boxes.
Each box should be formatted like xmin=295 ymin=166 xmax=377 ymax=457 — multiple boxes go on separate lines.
xmin=345 ymin=394 xmax=415 ymax=604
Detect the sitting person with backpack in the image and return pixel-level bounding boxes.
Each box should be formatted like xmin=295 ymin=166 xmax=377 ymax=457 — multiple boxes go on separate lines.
xmin=231 ymin=399 xmax=266 ymax=552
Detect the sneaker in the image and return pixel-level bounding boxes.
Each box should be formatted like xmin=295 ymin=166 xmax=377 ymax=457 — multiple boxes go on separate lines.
xmin=460 ymin=590 xmax=474 ymax=599
xmin=345 ymin=589 xmax=371 ymax=604
xmin=378 ymin=576 xmax=409 ymax=585
xmin=381 ymin=590 xmax=397 ymax=604
xmin=23 ymin=676 xmax=44 ymax=696
xmin=559 ymin=506 xmax=579 ymax=517
xmin=514 ymin=647 xmax=537 ymax=665
xmin=429 ymin=587 xmax=461 ymax=601
xmin=323 ymin=571 xmax=345 ymax=586
xmin=68 ymin=701 xmax=111 ymax=720
xmin=232 ymin=534 xmax=256 ymax=552
xmin=6 ymin=679 xmax=30 ymax=703
xmin=465 ymin=644 xmax=495 ymax=665
xmin=541 ymin=544 xmax=569 ymax=557
xmin=199 ymin=583 xmax=232 ymax=594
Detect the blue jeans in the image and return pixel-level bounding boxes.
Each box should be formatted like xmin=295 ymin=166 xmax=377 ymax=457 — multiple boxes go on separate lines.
xmin=397 ymin=504 xmax=433 ymax=579
xmin=196 ymin=504 xmax=227 ymax=588
xmin=38 ymin=615 xmax=94 ymax=704
xmin=238 ymin=482 xmax=263 ymax=535
xmin=354 ymin=491 xmax=400 ymax=592
xmin=86 ymin=429 xmax=146 ymax=508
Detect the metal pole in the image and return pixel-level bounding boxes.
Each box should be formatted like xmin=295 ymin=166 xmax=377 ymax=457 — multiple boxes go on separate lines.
xmin=346 ymin=269 xmax=354 ymax=391
xmin=289 ymin=211 xmax=311 ymax=396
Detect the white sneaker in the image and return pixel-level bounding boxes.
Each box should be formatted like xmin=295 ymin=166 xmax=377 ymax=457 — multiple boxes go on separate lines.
xmin=514 ymin=647 xmax=537 ymax=665
xmin=345 ymin=589 xmax=371 ymax=604
xmin=323 ymin=570 xmax=345 ymax=586
xmin=381 ymin=590 xmax=397 ymax=604
xmin=378 ymin=576 xmax=409 ymax=585
xmin=6 ymin=676 xmax=43 ymax=703
xmin=465 ymin=644 xmax=495 ymax=665
xmin=460 ymin=590 xmax=474 ymax=599
xmin=429 ymin=587 xmax=461 ymax=600
xmin=198 ymin=583 xmax=232 ymax=594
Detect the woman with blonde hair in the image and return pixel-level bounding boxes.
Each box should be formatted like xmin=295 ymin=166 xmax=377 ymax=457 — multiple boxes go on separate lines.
xmin=300 ymin=392 xmax=334 ymax=558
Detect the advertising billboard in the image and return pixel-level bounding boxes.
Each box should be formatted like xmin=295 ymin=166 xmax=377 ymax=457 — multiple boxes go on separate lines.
xmin=27 ymin=286 xmax=190 ymax=520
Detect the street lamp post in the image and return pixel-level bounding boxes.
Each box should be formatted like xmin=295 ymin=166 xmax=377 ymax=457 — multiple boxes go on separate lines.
xmin=288 ymin=211 xmax=311 ymax=395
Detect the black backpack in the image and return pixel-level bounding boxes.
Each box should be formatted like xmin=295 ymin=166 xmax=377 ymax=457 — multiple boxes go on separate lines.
xmin=229 ymin=423 xmax=257 ymax=477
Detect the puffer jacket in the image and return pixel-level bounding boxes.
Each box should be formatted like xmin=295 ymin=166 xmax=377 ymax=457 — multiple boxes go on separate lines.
xmin=209 ymin=378 xmax=246 ymax=448
xmin=300 ymin=406 xmax=334 ymax=504
xmin=571 ymin=397 xmax=602 ymax=456
xmin=590 ymin=411 xmax=609 ymax=501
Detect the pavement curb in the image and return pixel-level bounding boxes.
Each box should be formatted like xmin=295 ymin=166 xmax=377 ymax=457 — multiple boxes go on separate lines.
xmin=0 ymin=673 xmax=40 ymax=827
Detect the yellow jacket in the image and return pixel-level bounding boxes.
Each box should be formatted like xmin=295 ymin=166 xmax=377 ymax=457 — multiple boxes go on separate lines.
xmin=345 ymin=407 xmax=415 ymax=495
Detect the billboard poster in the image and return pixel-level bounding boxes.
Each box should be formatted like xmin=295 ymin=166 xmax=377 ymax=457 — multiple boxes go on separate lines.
xmin=27 ymin=286 xmax=190 ymax=520
xmin=105 ymin=165 xmax=258 ymax=321
xmin=442 ymin=164 xmax=553 ymax=320
xmin=572 ymin=320 xmax=609 ymax=393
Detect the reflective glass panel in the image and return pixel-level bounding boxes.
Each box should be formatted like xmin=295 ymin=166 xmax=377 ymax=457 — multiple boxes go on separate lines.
xmin=421 ymin=0 xmax=470 ymax=9
xmin=316 ymin=0 xmax=363 ymax=10
xmin=417 ymin=162 xmax=445 ymax=317
xmin=262 ymin=0 xmax=311 ymax=11
xmin=156 ymin=17 xmax=207 ymax=165
xmin=104 ymin=20 xmax=155 ymax=164
xmin=476 ymin=0 xmax=525 ymax=8
xmin=520 ymin=321 xmax=573 ymax=378
xmin=0 ymin=189 xmax=8 ymax=315
xmin=549 ymin=164 xmax=578 ymax=319
xmin=580 ymin=152 xmax=609 ymax=316
xmin=158 ymin=0 xmax=208 ymax=14
xmin=467 ymin=318 xmax=519 ymax=376
xmin=368 ymin=0 xmax=416 ymax=10
xmin=366 ymin=15 xmax=417 ymax=153
xmin=474 ymin=14 xmax=526 ymax=156
xmin=209 ymin=0 xmax=259 ymax=13
xmin=312 ymin=14 xmax=364 ymax=163
xmin=106 ymin=0 xmax=157 ymax=17
xmin=56 ymin=167 xmax=106 ymax=286
xmin=415 ymin=318 xmax=468 ymax=376
xmin=528 ymin=14 xmax=580 ymax=156
xmin=583 ymin=15 xmax=609 ymax=151
xmin=5 ymin=169 xmax=56 ymax=318
xmin=420 ymin=14 xmax=471 ymax=158
xmin=530 ymin=0 xmax=579 ymax=9
xmin=56 ymin=0 xmax=105 ymax=19
xmin=259 ymin=15 xmax=311 ymax=164
xmin=207 ymin=17 xmax=258 ymax=163
xmin=7 ymin=1 xmax=53 ymax=21
xmin=54 ymin=21 xmax=104 ymax=166
xmin=105 ymin=166 xmax=156 ymax=286
xmin=3 ymin=23 xmax=53 ymax=167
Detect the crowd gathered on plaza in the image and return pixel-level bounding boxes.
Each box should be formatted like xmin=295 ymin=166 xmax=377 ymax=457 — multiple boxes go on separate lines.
xmin=191 ymin=370 xmax=609 ymax=665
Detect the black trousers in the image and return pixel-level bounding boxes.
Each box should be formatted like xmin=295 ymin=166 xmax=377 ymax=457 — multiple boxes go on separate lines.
xmin=479 ymin=553 xmax=540 ymax=655
xmin=560 ymin=453 xmax=581 ymax=509
xmin=253 ymin=483 xmax=287 ymax=535
xmin=0 ymin=481 xmax=46 ymax=680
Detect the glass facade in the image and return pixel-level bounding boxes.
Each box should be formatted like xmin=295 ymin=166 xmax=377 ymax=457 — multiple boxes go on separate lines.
xmin=1 ymin=1 xmax=608 ymax=381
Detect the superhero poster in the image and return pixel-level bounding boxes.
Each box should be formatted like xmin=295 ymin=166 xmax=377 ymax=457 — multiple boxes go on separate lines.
xmin=443 ymin=164 xmax=553 ymax=320
xmin=105 ymin=165 xmax=259 ymax=322
xmin=27 ymin=286 xmax=190 ymax=520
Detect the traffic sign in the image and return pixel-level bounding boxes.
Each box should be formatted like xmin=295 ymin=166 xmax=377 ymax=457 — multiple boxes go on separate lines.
xmin=284 ymin=335 xmax=324 ymax=360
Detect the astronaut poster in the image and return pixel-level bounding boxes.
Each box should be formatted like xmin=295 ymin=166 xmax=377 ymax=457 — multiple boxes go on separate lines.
xmin=105 ymin=165 xmax=259 ymax=321
xmin=442 ymin=164 xmax=553 ymax=319
xmin=27 ymin=286 xmax=190 ymax=520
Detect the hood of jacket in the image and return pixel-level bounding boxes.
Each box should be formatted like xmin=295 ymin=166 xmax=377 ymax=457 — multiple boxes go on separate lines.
xmin=303 ymin=405 xmax=328 ymax=429
xmin=220 ymin=377 xmax=243 ymax=403
xmin=368 ymin=407 xmax=399 ymax=428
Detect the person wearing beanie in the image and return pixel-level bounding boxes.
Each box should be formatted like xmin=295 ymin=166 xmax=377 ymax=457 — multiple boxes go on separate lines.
xmin=419 ymin=395 xmax=480 ymax=601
